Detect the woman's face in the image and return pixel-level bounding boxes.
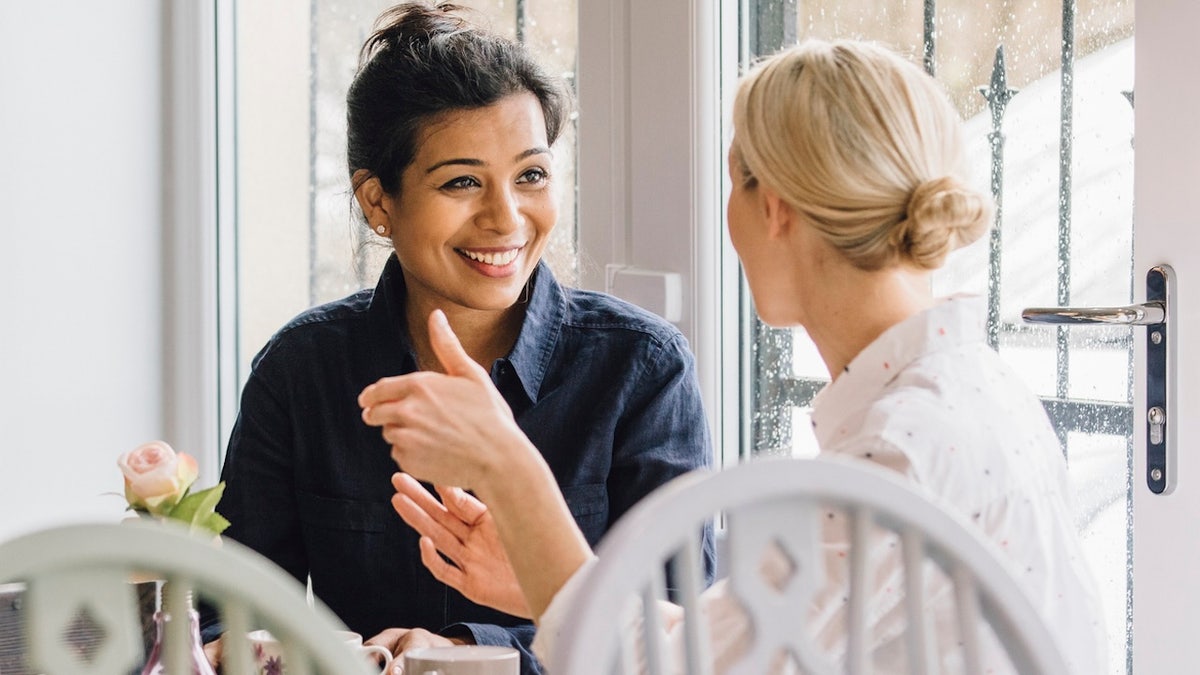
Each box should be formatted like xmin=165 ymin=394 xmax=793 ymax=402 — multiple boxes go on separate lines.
xmin=725 ymin=138 xmax=807 ymax=328
xmin=386 ymin=93 xmax=558 ymax=314
xmin=725 ymin=140 xmax=778 ymax=319
xmin=725 ymin=141 xmax=756 ymax=261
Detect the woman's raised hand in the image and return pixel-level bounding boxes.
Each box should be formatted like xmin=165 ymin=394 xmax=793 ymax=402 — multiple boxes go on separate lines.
xmin=359 ymin=309 xmax=528 ymax=489
xmin=366 ymin=309 xmax=591 ymax=622
xmin=391 ymin=472 xmax=531 ymax=618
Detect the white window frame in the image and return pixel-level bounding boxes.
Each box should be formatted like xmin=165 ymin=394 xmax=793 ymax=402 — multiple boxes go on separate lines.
xmin=576 ymin=0 xmax=739 ymax=466
xmin=162 ymin=0 xmax=218 ymax=485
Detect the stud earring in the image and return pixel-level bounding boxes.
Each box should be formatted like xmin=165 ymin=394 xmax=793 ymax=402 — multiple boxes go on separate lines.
xmin=375 ymin=225 xmax=386 ymax=235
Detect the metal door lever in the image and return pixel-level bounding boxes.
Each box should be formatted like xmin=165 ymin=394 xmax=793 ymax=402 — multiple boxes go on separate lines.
xmin=1021 ymin=302 xmax=1164 ymax=325
xmin=1021 ymin=265 xmax=1176 ymax=494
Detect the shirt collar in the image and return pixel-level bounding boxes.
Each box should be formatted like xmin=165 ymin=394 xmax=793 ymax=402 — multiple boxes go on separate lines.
xmin=366 ymin=254 xmax=564 ymax=403
xmin=504 ymin=261 xmax=566 ymax=404
xmin=810 ymin=294 xmax=985 ymax=447
xmin=367 ymin=254 xmax=419 ymax=374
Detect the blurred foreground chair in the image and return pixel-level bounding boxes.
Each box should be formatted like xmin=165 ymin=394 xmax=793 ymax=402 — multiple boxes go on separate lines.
xmin=548 ymin=457 xmax=1069 ymax=675
xmin=0 ymin=521 xmax=373 ymax=675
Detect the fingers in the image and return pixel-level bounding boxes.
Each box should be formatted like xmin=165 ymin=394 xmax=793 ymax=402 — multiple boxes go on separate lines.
xmin=391 ymin=491 xmax=471 ymax=565
xmin=369 ymin=628 xmax=453 ymax=675
xmin=418 ymin=535 xmax=469 ymax=590
xmin=364 ymin=628 xmax=406 ymax=653
xmin=427 ymin=309 xmax=489 ymax=381
xmin=358 ymin=373 xmax=439 ymax=420
xmin=391 ymin=473 xmax=472 ymax=540
xmin=202 ymin=637 xmax=222 ymax=668
xmin=387 ymin=629 xmax=447 ymax=675
xmin=434 ymin=484 xmax=488 ymax=525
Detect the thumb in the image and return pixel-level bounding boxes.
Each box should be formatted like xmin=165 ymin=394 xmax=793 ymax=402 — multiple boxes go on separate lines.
xmin=427 ymin=309 xmax=487 ymax=380
xmin=435 ymin=484 xmax=488 ymax=525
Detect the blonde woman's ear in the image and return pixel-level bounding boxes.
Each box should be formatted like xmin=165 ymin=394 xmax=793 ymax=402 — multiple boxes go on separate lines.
xmin=759 ymin=185 xmax=797 ymax=240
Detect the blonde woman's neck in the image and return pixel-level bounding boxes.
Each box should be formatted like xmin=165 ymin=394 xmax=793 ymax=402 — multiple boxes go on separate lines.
xmin=804 ymin=265 xmax=934 ymax=380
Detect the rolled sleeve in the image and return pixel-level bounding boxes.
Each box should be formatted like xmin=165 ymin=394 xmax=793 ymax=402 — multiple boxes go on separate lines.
xmin=444 ymin=621 xmax=541 ymax=675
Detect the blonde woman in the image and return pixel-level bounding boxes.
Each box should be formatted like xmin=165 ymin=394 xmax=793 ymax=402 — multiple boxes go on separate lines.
xmin=361 ymin=39 xmax=1106 ymax=672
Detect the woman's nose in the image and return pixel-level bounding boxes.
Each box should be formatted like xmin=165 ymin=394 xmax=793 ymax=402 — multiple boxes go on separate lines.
xmin=479 ymin=186 xmax=524 ymax=233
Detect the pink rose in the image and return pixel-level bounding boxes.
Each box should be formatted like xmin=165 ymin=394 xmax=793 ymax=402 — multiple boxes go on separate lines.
xmin=118 ymin=441 xmax=199 ymax=516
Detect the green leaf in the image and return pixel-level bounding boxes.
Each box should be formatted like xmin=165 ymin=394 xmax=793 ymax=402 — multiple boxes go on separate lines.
xmin=168 ymin=482 xmax=230 ymax=536
xmin=198 ymin=512 xmax=232 ymax=536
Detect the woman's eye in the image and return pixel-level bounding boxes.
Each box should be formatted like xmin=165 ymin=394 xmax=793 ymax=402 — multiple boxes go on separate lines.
xmin=441 ymin=176 xmax=480 ymax=190
xmin=516 ymin=168 xmax=548 ymax=185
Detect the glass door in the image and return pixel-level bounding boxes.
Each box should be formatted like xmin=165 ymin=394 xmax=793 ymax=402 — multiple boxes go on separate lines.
xmin=1127 ymin=0 xmax=1200 ymax=670
xmin=737 ymin=1 xmax=1148 ymax=671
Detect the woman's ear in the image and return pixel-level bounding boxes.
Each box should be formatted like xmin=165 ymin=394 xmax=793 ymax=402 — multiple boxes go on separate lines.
xmin=353 ymin=169 xmax=391 ymax=228
xmin=759 ymin=186 xmax=796 ymax=241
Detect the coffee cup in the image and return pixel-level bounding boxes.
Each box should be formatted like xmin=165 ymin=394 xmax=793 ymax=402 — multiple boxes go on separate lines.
xmin=336 ymin=630 xmax=396 ymax=671
xmin=403 ymin=645 xmax=519 ymax=675
xmin=247 ymin=628 xmax=393 ymax=673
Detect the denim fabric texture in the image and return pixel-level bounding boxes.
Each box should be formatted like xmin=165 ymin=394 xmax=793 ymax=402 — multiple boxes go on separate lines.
xmin=201 ymin=255 xmax=714 ymax=674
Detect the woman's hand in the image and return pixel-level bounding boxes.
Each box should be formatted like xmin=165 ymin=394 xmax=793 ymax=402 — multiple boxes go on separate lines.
xmin=365 ymin=627 xmax=472 ymax=674
xmin=391 ymin=472 xmax=531 ymax=618
xmin=359 ymin=309 xmax=530 ymax=490
xmin=366 ymin=308 xmax=595 ymax=621
xmin=202 ymin=638 xmax=221 ymax=668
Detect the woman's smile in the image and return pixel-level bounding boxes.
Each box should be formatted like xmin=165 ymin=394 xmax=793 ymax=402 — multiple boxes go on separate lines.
xmin=456 ymin=245 xmax=525 ymax=278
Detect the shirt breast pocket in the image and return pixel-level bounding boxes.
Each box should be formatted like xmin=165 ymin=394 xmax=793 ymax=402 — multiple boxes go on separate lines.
xmin=296 ymin=491 xmax=392 ymax=534
xmin=561 ymin=483 xmax=609 ymax=544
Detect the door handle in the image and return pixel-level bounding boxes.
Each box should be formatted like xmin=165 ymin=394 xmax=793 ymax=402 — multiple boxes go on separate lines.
xmin=1021 ymin=265 xmax=1176 ymax=494
xmin=1021 ymin=302 xmax=1164 ymax=326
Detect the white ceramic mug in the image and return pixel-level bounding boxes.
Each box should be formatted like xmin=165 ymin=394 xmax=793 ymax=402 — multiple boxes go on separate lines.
xmin=247 ymin=628 xmax=393 ymax=673
xmin=403 ymin=645 xmax=519 ymax=675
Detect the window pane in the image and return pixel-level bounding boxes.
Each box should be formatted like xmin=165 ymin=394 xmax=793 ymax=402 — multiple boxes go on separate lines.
xmin=234 ymin=0 xmax=578 ymax=384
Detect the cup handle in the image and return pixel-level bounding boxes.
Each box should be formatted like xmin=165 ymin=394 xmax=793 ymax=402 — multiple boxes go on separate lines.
xmin=360 ymin=644 xmax=394 ymax=673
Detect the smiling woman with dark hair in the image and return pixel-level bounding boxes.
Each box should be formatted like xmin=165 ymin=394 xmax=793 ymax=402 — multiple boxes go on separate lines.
xmin=203 ymin=3 xmax=713 ymax=673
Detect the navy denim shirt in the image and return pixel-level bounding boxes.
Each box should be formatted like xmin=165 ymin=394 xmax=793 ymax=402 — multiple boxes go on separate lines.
xmin=203 ymin=255 xmax=714 ymax=673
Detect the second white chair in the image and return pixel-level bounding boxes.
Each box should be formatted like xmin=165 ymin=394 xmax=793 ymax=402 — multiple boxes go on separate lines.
xmin=547 ymin=457 xmax=1069 ymax=675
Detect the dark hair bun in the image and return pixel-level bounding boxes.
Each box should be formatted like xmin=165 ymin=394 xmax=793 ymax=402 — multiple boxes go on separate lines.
xmin=358 ymin=2 xmax=470 ymax=66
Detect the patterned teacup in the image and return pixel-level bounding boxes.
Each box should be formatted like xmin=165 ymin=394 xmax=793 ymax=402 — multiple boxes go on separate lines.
xmin=247 ymin=628 xmax=393 ymax=674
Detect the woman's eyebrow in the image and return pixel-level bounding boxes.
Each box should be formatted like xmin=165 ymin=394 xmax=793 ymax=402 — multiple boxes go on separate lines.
xmin=425 ymin=157 xmax=483 ymax=173
xmin=516 ymin=147 xmax=550 ymax=161
xmin=424 ymin=147 xmax=550 ymax=174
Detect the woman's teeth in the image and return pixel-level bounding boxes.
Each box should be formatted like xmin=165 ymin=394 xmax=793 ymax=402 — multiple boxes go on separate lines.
xmin=461 ymin=249 xmax=519 ymax=266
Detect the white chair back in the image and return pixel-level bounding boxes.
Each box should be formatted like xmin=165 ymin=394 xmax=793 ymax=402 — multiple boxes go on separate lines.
xmin=548 ymin=457 xmax=1070 ymax=675
xmin=0 ymin=521 xmax=375 ymax=675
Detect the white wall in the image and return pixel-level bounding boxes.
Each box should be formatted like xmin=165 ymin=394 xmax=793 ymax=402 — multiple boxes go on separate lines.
xmin=0 ymin=2 xmax=165 ymax=541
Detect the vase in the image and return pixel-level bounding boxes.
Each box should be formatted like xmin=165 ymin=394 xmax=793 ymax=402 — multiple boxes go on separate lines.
xmin=141 ymin=584 xmax=217 ymax=675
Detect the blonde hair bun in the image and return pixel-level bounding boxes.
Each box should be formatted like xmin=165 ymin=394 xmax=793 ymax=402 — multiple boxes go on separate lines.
xmin=893 ymin=176 xmax=991 ymax=269
xmin=732 ymin=39 xmax=995 ymax=272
